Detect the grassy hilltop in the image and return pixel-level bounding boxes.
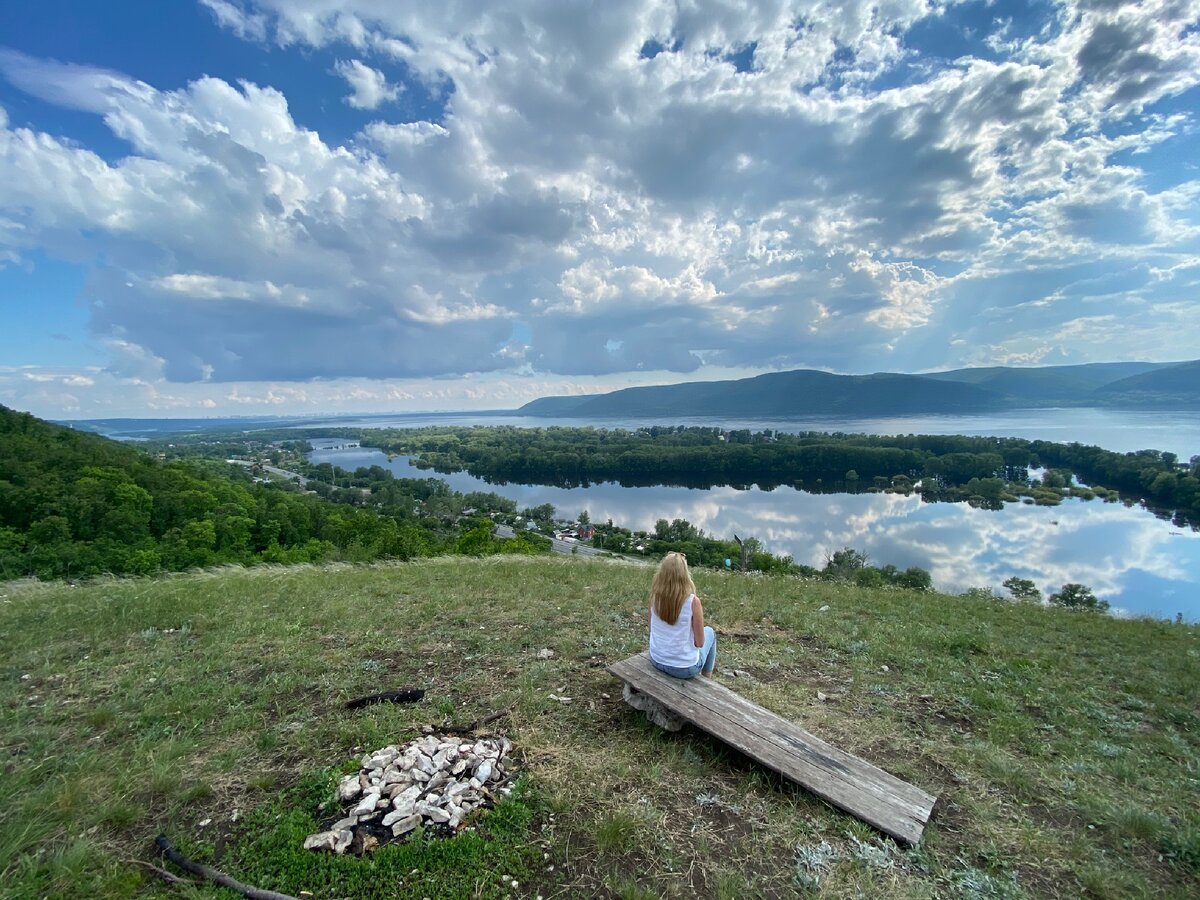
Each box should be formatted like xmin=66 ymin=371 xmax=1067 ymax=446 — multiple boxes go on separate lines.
xmin=1 ymin=556 xmax=1197 ymax=899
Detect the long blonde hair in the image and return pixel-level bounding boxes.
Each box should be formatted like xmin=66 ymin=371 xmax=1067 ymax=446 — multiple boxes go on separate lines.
xmin=651 ymin=552 xmax=696 ymax=625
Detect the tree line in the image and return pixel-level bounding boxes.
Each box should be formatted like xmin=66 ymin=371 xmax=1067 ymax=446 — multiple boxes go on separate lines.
xmin=355 ymin=425 xmax=1199 ymax=524
xmin=0 ymin=407 xmax=541 ymax=581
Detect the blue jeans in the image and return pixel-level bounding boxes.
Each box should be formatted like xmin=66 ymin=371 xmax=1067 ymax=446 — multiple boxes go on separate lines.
xmin=652 ymin=626 xmax=716 ymax=679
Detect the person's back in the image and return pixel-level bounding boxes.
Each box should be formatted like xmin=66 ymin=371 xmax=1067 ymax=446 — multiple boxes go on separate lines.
xmin=647 ymin=552 xmax=716 ymax=679
xmin=650 ymin=593 xmax=700 ymax=668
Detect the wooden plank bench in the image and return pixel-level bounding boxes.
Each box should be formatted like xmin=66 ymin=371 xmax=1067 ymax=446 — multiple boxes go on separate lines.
xmin=608 ymin=651 xmax=938 ymax=845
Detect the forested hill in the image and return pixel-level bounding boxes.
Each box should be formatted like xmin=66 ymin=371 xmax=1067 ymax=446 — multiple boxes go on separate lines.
xmin=520 ymin=370 xmax=1010 ymax=417
xmin=1094 ymin=360 xmax=1200 ymax=405
xmin=0 ymin=405 xmax=524 ymax=581
xmin=519 ymin=359 xmax=1199 ymax=417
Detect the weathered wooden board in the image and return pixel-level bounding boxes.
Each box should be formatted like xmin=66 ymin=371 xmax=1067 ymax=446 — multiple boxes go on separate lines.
xmin=608 ymin=651 xmax=937 ymax=845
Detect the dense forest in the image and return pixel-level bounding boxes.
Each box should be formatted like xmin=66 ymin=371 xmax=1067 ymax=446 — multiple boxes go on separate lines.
xmin=0 ymin=406 xmax=543 ymax=581
xmin=360 ymin=425 xmax=1200 ymax=524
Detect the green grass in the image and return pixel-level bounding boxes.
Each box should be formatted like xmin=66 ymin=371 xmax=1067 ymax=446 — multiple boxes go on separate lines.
xmin=1 ymin=556 xmax=1198 ymax=898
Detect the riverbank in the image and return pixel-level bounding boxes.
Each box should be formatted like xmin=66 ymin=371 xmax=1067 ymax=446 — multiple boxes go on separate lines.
xmin=2 ymin=556 xmax=1196 ymax=897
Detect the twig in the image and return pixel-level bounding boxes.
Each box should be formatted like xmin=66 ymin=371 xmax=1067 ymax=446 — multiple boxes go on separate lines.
xmin=437 ymin=708 xmax=510 ymax=735
xmin=344 ymin=687 xmax=425 ymax=709
xmin=125 ymin=858 xmax=192 ymax=888
xmin=155 ymin=834 xmax=300 ymax=900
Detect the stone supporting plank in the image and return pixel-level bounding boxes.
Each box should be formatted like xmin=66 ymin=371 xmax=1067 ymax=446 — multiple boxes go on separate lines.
xmin=622 ymin=683 xmax=685 ymax=731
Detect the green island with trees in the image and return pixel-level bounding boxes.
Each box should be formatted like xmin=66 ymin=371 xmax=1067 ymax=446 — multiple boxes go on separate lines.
xmin=349 ymin=424 xmax=1199 ymax=525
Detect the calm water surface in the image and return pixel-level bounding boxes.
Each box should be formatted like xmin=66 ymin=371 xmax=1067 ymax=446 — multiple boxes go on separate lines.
xmin=309 ymin=443 xmax=1200 ymax=622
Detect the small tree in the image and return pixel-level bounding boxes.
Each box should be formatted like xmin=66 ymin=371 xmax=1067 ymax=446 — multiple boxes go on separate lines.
xmin=897 ymin=566 xmax=933 ymax=592
xmin=1049 ymin=583 xmax=1109 ymax=612
xmin=823 ymin=547 xmax=867 ymax=581
xmin=1002 ymin=576 xmax=1041 ymax=603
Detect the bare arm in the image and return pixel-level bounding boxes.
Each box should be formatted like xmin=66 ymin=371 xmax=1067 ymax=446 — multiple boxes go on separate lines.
xmin=691 ymin=595 xmax=705 ymax=647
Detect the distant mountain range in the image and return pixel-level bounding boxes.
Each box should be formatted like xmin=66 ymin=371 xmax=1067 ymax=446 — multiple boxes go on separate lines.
xmin=518 ymin=360 xmax=1200 ymax=418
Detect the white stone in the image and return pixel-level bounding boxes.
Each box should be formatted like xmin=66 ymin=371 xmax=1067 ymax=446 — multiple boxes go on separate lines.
xmin=536 ymin=648 xmax=555 ymax=659
xmin=392 ymin=784 xmax=421 ymax=807
xmin=392 ymin=801 xmax=416 ymax=819
xmin=382 ymin=808 xmax=412 ymax=827
xmin=304 ymin=831 xmax=339 ymax=852
xmin=451 ymin=759 xmax=467 ymax=776
xmin=337 ymin=776 xmax=362 ymax=802
xmin=623 ymin=683 xmax=684 ymax=731
xmin=331 ymin=816 xmax=357 ymax=831
xmin=391 ymin=814 xmax=422 ymax=837
xmin=382 ymin=768 xmax=405 ymax=785
xmin=475 ymin=760 xmax=493 ymax=784
xmin=818 ymin=604 xmax=830 ymax=612
xmin=421 ymin=805 xmax=451 ymax=824
xmin=353 ymin=791 xmax=381 ymax=818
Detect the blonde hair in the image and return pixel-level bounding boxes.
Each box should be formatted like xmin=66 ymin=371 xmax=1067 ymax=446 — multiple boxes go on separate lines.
xmin=651 ymin=552 xmax=696 ymax=625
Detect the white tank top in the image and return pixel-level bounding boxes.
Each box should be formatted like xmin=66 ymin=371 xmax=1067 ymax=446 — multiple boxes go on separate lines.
xmin=649 ymin=594 xmax=700 ymax=668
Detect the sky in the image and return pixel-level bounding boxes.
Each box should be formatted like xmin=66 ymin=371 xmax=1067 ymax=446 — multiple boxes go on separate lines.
xmin=0 ymin=0 xmax=1198 ymax=419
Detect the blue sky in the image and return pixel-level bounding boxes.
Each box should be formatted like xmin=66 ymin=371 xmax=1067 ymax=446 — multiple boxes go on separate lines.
xmin=0 ymin=0 xmax=1198 ymax=418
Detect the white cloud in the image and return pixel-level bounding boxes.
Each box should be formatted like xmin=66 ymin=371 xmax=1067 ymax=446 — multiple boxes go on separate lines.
xmin=0 ymin=0 xmax=1198 ymax=414
xmin=199 ymin=0 xmax=267 ymax=42
xmin=333 ymin=59 xmax=400 ymax=109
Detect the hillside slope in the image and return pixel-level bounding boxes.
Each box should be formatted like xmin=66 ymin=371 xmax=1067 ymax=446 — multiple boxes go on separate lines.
xmin=2 ymin=556 xmax=1196 ymax=898
xmin=522 ymin=369 xmax=1010 ymax=417
xmin=923 ymin=361 xmax=1170 ymax=403
xmin=1094 ymin=359 xmax=1200 ymax=407
xmin=0 ymin=404 xmax=461 ymax=580
xmin=519 ymin=360 xmax=1197 ymax=417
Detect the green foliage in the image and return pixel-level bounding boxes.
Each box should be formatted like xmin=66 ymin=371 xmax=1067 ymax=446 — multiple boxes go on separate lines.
xmin=345 ymin=424 xmax=1200 ymax=523
xmin=0 ymin=405 xmax=545 ymax=582
xmin=1049 ymin=583 xmax=1109 ymax=612
xmin=1002 ymin=576 xmax=1041 ymax=603
xmin=820 ymin=547 xmax=932 ymax=591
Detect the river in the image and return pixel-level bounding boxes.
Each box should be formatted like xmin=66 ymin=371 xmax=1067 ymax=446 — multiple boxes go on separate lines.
xmin=308 ymin=440 xmax=1200 ymax=623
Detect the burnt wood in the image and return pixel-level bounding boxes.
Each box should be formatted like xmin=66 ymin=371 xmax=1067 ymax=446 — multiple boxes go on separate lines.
xmin=607 ymin=652 xmax=937 ymax=845
xmin=344 ymin=688 xmax=426 ymax=709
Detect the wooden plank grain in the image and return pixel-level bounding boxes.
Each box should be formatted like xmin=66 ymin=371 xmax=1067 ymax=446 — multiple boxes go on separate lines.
xmin=608 ymin=652 xmax=937 ymax=844
xmin=615 ymin=654 xmax=936 ymax=821
xmin=625 ymin=669 xmax=927 ymax=842
xmin=611 ymin=660 xmax=931 ymax=844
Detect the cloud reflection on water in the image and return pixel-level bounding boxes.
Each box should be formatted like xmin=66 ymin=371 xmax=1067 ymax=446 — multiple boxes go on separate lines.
xmin=311 ymin=447 xmax=1200 ymax=620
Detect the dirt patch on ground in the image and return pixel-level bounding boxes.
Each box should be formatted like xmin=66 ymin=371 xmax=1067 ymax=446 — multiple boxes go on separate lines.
xmin=906 ymin=694 xmax=974 ymax=733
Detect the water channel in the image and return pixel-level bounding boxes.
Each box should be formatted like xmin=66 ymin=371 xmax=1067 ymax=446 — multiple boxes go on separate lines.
xmin=308 ymin=441 xmax=1200 ymax=622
